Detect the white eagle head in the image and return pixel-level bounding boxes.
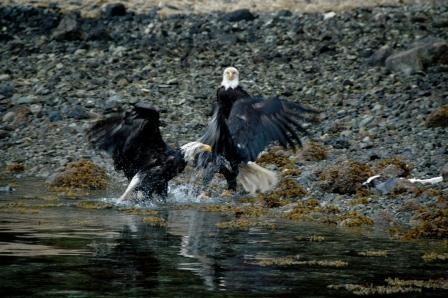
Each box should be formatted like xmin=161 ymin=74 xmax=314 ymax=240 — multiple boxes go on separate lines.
xmin=221 ymin=67 xmax=239 ymax=90
xmin=180 ymin=142 xmax=212 ymax=162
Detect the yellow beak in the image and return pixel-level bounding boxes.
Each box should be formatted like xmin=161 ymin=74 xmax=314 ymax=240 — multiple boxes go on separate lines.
xmin=201 ymin=144 xmax=212 ymax=152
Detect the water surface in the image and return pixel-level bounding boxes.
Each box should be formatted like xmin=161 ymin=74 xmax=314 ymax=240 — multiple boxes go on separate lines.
xmin=0 ymin=179 xmax=447 ymax=297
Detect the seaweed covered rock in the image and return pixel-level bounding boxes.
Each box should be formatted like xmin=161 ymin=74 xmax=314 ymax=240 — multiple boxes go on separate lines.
xmin=47 ymin=159 xmax=108 ymax=190
xmin=319 ymin=160 xmax=372 ymax=194
xmin=4 ymin=162 xmax=25 ymax=173
xmin=404 ymin=208 xmax=448 ymax=239
xmin=299 ymin=142 xmax=328 ymax=161
xmin=257 ymin=148 xmax=301 ymax=176
xmin=257 ymin=177 xmax=307 ymax=208
xmin=338 ymin=211 xmax=374 ymax=227
xmin=426 ymin=105 xmax=448 ymax=128
xmin=374 ymin=157 xmax=413 ymax=178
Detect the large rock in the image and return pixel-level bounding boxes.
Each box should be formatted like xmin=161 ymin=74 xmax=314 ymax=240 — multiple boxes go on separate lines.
xmin=52 ymin=13 xmax=83 ymax=41
xmin=385 ymin=38 xmax=448 ymax=75
xmin=103 ymin=3 xmax=127 ymax=17
xmin=223 ymin=9 xmax=256 ymax=22
xmin=368 ymin=45 xmax=392 ymax=65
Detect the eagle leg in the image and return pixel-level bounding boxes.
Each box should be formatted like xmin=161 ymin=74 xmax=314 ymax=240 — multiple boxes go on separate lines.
xmin=118 ymin=172 xmax=141 ymax=202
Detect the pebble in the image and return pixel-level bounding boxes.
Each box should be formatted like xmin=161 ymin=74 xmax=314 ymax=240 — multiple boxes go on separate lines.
xmin=0 ymin=74 xmax=11 ymax=81
xmin=2 ymin=111 xmax=15 ymax=122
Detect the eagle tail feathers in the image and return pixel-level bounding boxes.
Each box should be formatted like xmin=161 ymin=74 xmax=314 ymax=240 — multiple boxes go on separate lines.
xmin=237 ymin=162 xmax=278 ymax=194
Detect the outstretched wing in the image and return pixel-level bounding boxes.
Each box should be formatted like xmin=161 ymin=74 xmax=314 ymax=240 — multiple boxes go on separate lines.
xmin=88 ymin=102 xmax=166 ymax=177
xmin=228 ymin=96 xmax=316 ymax=162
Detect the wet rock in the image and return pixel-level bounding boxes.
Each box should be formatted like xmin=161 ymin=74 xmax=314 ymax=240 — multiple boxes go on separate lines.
xmin=319 ymin=160 xmax=373 ymax=194
xmin=104 ymin=95 xmax=123 ymax=112
xmin=0 ymin=74 xmax=11 ymax=81
xmin=374 ymin=157 xmax=412 ymax=177
xmin=48 ymin=110 xmax=63 ymax=122
xmin=442 ymin=163 xmax=448 ymax=181
xmin=0 ymin=130 xmax=9 ymax=139
xmin=0 ymin=82 xmax=14 ymax=98
xmin=47 ymin=159 xmax=108 ymax=190
xmin=0 ymin=33 xmax=14 ymax=42
xmin=29 ymin=104 xmax=43 ymax=115
xmin=52 ymin=13 xmax=82 ymax=41
xmin=12 ymin=95 xmax=39 ymax=105
xmin=2 ymin=111 xmax=15 ymax=123
xmin=223 ymin=9 xmax=256 ymax=22
xmin=85 ymin=25 xmax=111 ymax=41
xmin=365 ymin=176 xmax=401 ymax=195
xmin=385 ymin=38 xmax=448 ymax=75
xmin=426 ymin=105 xmax=448 ymax=128
xmin=66 ymin=105 xmax=90 ymax=120
xmin=0 ymin=185 xmax=14 ymax=192
xmin=368 ymin=45 xmax=392 ymax=65
xmin=103 ymin=3 xmax=127 ymax=17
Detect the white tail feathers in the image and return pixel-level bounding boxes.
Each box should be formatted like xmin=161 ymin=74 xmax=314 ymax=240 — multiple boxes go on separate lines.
xmin=237 ymin=162 xmax=278 ymax=194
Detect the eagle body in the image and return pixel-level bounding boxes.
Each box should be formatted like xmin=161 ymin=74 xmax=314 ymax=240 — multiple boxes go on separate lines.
xmin=216 ymin=85 xmax=250 ymax=118
xmin=89 ymin=103 xmax=209 ymax=200
xmin=199 ymin=67 xmax=316 ymax=194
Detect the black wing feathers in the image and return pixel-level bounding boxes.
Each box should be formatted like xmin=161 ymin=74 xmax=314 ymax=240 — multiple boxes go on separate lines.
xmin=88 ymin=103 xmax=169 ymax=179
xmin=228 ymin=96 xmax=316 ymax=162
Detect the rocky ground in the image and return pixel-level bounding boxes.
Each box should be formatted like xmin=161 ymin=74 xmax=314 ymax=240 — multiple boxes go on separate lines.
xmin=0 ymin=2 xmax=447 ymax=233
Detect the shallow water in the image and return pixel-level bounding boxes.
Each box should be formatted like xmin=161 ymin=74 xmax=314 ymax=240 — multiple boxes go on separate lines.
xmin=0 ymin=179 xmax=447 ymax=297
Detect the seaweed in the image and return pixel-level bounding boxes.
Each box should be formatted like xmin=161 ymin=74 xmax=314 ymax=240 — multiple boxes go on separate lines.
xmin=201 ymin=204 xmax=267 ymax=218
xmin=76 ymin=201 xmax=113 ymax=209
xmin=358 ymin=250 xmax=388 ymax=257
xmin=222 ymin=218 xmax=275 ymax=230
xmin=299 ymin=142 xmax=328 ymax=161
xmin=48 ymin=159 xmax=108 ymax=191
xmin=426 ymin=105 xmax=448 ymax=128
xmin=374 ymin=157 xmax=412 ymax=177
xmin=330 ymin=277 xmax=448 ymax=294
xmin=338 ymin=211 xmax=374 ymax=227
xmin=422 ymin=252 xmax=448 ymax=262
xmin=257 ymin=148 xmax=301 ymax=176
xmin=5 ymin=163 xmax=25 ymax=173
xmin=256 ymin=177 xmax=307 ymax=208
xmin=403 ymin=207 xmax=448 ymax=239
xmin=143 ymin=216 xmax=166 ymax=227
xmin=253 ymin=256 xmax=348 ymax=268
xmin=319 ymin=160 xmax=372 ymax=194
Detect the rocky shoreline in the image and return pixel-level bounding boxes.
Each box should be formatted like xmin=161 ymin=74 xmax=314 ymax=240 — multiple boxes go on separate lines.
xmin=0 ymin=2 xmax=447 ymax=234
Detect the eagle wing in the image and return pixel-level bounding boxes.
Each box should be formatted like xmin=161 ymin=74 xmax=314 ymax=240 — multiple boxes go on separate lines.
xmin=88 ymin=102 xmax=166 ymax=177
xmin=227 ymin=96 xmax=316 ymax=162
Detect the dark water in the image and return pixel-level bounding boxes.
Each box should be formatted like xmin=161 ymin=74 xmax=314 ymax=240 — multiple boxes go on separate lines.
xmin=0 ymin=179 xmax=447 ymax=297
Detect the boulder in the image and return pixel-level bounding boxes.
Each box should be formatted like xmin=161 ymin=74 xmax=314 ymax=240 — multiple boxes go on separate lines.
xmin=223 ymin=9 xmax=256 ymax=22
xmin=52 ymin=13 xmax=82 ymax=41
xmin=385 ymin=38 xmax=448 ymax=75
xmin=103 ymin=3 xmax=127 ymax=17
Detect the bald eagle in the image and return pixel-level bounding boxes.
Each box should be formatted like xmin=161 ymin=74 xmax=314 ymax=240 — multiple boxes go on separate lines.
xmin=191 ymin=67 xmax=316 ymax=194
xmin=88 ymin=102 xmax=211 ymax=201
